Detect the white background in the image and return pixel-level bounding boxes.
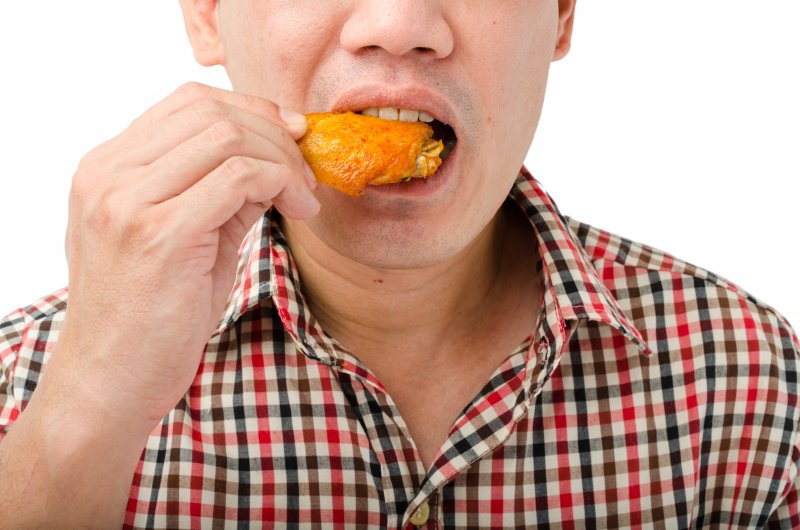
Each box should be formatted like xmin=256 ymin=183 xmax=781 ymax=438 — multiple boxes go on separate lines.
xmin=1 ymin=2 xmax=798 ymax=329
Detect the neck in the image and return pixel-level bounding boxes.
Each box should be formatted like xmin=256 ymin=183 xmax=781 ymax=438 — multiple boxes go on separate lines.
xmin=281 ymin=203 xmax=541 ymax=362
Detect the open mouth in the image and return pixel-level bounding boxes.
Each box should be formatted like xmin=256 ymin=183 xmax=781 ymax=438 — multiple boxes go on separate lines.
xmin=354 ymin=107 xmax=458 ymax=162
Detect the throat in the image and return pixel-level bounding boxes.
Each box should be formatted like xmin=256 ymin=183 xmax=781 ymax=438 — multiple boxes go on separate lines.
xmin=279 ymin=200 xmax=544 ymax=468
xmin=279 ymin=200 xmax=542 ymax=365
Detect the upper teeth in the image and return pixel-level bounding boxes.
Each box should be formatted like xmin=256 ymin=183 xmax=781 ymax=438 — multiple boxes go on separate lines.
xmin=361 ymin=107 xmax=434 ymax=123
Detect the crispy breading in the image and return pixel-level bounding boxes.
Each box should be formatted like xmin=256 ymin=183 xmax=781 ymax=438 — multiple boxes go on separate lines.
xmin=297 ymin=112 xmax=444 ymax=197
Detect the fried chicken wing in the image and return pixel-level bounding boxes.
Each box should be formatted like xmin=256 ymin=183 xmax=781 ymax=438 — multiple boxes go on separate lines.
xmin=297 ymin=112 xmax=444 ymax=197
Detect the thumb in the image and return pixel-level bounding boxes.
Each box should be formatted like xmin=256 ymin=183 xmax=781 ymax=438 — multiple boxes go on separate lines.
xmin=278 ymin=107 xmax=308 ymax=140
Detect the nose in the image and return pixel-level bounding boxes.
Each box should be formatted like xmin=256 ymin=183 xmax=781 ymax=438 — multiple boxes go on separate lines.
xmin=340 ymin=0 xmax=454 ymax=60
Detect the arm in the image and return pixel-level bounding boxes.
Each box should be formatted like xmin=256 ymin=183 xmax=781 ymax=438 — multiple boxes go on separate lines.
xmin=0 ymin=82 xmax=318 ymax=527
xmin=0 ymin=363 xmax=151 ymax=527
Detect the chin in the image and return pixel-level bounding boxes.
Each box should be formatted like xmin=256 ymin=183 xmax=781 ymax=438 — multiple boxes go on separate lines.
xmin=306 ymin=210 xmax=472 ymax=271
xmin=299 ymin=158 xmax=508 ymax=271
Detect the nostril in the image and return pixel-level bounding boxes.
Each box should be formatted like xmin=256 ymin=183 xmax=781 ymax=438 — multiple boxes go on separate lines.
xmin=339 ymin=5 xmax=454 ymax=60
xmin=363 ymin=45 xmax=436 ymax=56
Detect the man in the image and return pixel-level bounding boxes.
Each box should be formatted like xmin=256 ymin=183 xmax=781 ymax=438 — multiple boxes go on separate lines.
xmin=0 ymin=1 xmax=797 ymax=528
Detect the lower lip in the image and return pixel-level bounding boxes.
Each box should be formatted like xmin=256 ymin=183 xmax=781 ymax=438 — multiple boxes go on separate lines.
xmin=362 ymin=143 xmax=460 ymax=199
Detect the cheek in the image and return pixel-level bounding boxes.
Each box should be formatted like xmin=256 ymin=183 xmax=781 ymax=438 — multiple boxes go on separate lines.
xmin=466 ymin=5 xmax=556 ymax=99
xmin=469 ymin=16 xmax=556 ymax=165
xmin=220 ymin=3 xmax=336 ymax=105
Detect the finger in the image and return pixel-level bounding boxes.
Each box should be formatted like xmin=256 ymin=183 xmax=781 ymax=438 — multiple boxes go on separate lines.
xmin=160 ymin=156 xmax=320 ymax=237
xmin=132 ymin=121 xmax=309 ymax=204
xmin=119 ymin=100 xmax=306 ymax=170
xmin=94 ymin=83 xmax=306 ymax=160
xmin=125 ymin=82 xmax=307 ymax=147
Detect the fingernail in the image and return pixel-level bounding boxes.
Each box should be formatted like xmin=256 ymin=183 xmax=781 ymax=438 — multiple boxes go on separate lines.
xmin=304 ymin=164 xmax=318 ymax=189
xmin=279 ymin=106 xmax=307 ymax=137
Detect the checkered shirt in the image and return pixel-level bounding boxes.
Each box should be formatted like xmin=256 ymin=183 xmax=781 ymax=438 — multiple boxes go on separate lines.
xmin=2 ymin=170 xmax=799 ymax=529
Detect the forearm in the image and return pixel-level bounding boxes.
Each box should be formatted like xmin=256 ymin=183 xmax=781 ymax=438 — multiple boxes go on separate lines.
xmin=0 ymin=365 xmax=150 ymax=528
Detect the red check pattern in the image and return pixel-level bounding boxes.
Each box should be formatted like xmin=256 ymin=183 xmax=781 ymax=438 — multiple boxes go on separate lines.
xmin=2 ymin=170 xmax=799 ymax=528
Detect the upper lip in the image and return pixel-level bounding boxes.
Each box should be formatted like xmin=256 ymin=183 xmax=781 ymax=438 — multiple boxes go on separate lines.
xmin=331 ymin=84 xmax=458 ymax=131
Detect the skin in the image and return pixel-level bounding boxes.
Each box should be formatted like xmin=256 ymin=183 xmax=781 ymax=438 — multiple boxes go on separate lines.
xmin=202 ymin=0 xmax=574 ymax=465
xmin=209 ymin=0 xmax=572 ymax=270
xmin=0 ymin=1 xmax=575 ymax=526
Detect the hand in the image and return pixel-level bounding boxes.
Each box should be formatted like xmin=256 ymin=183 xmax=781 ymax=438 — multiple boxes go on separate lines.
xmin=52 ymin=82 xmax=319 ymax=433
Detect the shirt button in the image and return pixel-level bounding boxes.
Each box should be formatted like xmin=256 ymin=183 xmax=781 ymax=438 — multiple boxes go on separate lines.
xmin=409 ymin=500 xmax=431 ymax=526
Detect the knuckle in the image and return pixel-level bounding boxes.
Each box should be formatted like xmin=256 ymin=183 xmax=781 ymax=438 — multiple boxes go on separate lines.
xmin=208 ymin=121 xmax=247 ymax=151
xmin=69 ymin=178 xmax=89 ymax=209
xmin=192 ymin=99 xmax=229 ymax=123
xmin=72 ymin=149 xmax=129 ymax=209
xmin=86 ymin=188 xmax=155 ymax=243
xmin=76 ymin=148 xmax=102 ymax=174
xmin=128 ymin=111 xmax=154 ymax=133
xmin=82 ymin=193 xmax=112 ymax=230
xmin=174 ymin=81 xmax=209 ymax=102
xmin=220 ymin=156 xmax=260 ymax=184
xmin=243 ymin=92 xmax=278 ymax=114
xmin=125 ymin=210 xmax=160 ymax=245
xmin=72 ymin=157 xmax=103 ymax=204
xmin=127 ymin=114 xmax=145 ymax=131
xmin=272 ymin=162 xmax=294 ymax=186
xmin=81 ymin=173 xmax=123 ymax=219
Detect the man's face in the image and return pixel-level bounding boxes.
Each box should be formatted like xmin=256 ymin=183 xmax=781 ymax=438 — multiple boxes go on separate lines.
xmin=200 ymin=0 xmax=573 ymax=269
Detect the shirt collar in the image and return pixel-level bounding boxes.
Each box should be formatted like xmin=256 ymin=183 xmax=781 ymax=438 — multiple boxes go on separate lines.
xmin=511 ymin=167 xmax=651 ymax=355
xmin=215 ymin=168 xmax=651 ymax=357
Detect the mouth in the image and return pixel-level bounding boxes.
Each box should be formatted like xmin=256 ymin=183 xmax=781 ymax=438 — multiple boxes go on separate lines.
xmin=351 ymin=107 xmax=458 ymax=164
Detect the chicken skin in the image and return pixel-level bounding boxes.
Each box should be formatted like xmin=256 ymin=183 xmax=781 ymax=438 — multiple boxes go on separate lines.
xmin=297 ymin=112 xmax=444 ymax=197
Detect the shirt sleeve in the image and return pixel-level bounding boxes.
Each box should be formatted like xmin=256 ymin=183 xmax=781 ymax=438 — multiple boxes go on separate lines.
xmin=0 ymin=308 xmax=28 ymax=441
xmin=0 ymin=289 xmax=69 ymax=442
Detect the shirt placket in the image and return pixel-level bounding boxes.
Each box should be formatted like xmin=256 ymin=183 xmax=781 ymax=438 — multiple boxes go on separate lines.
xmin=396 ymin=338 xmax=543 ymax=529
xmin=269 ymin=225 xmax=430 ymax=526
xmin=262 ymin=194 xmax=599 ymax=528
xmin=298 ymin=322 xmax=539 ymax=530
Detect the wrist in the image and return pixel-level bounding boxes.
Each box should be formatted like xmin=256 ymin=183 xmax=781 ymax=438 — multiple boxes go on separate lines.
xmin=37 ymin=342 xmax=159 ymax=443
xmin=27 ymin=366 xmax=154 ymax=455
xmin=43 ymin=321 xmax=173 ymax=437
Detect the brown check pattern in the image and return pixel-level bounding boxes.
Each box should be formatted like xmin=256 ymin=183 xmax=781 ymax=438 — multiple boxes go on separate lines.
xmin=2 ymin=170 xmax=799 ymax=528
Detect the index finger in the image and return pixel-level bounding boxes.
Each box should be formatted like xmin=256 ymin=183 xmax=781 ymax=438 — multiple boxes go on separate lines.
xmin=129 ymin=82 xmax=307 ymax=139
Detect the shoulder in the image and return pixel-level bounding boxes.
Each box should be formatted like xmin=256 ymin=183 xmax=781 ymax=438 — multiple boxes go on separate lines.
xmin=567 ymin=216 xmax=798 ymax=364
xmin=563 ymin=217 xmax=800 ymax=521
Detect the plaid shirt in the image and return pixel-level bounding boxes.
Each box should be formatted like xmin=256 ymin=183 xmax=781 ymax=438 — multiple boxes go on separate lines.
xmin=2 ymin=170 xmax=799 ymax=529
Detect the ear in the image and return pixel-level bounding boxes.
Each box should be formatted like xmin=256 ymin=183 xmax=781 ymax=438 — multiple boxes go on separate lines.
xmin=178 ymin=0 xmax=225 ymax=66
xmin=553 ymin=0 xmax=576 ymax=61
